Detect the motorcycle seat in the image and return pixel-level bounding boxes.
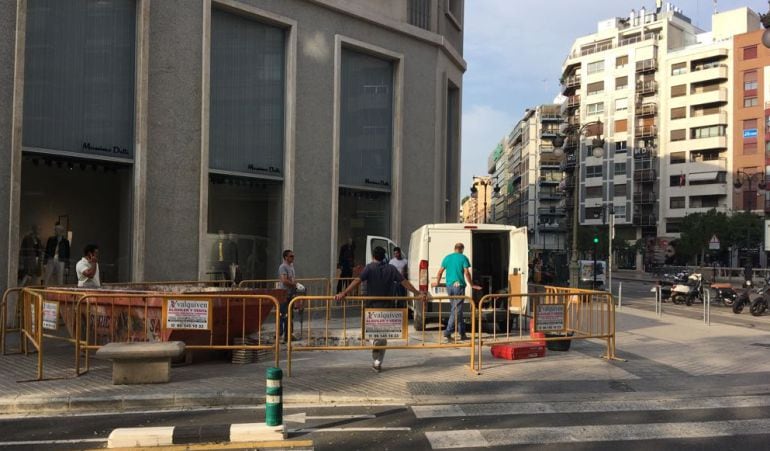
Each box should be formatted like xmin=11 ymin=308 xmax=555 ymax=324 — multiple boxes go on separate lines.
xmin=711 ymin=283 xmax=733 ymax=289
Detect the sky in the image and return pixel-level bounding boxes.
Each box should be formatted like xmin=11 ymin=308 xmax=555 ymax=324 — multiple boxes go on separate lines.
xmin=460 ymin=0 xmax=768 ymax=193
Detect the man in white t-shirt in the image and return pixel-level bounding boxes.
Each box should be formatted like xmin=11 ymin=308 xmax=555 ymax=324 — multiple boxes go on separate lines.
xmin=389 ymin=247 xmax=408 ymax=300
xmin=76 ymin=244 xmax=101 ymax=288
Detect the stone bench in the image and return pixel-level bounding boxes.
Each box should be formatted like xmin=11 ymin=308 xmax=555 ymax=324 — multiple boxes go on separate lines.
xmin=96 ymin=341 xmax=185 ymax=385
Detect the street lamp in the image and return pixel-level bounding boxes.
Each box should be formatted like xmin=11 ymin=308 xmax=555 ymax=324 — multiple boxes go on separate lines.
xmin=553 ymin=120 xmax=605 ymax=288
xmin=734 ymin=169 xmax=767 ymax=212
xmin=470 ymin=175 xmax=501 ymax=223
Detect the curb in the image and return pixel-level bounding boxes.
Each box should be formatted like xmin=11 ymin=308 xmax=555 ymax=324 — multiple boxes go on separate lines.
xmin=108 ymin=422 xmax=286 ymax=448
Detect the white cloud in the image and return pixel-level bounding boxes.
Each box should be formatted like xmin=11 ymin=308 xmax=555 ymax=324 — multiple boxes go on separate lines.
xmin=460 ymin=105 xmax=515 ymax=196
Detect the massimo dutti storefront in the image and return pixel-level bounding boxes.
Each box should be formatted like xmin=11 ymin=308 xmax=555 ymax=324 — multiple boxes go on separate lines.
xmin=0 ymin=0 xmax=465 ymax=289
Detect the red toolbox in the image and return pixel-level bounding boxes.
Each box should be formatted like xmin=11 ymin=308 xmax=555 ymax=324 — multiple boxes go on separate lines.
xmin=490 ymin=342 xmax=546 ymax=360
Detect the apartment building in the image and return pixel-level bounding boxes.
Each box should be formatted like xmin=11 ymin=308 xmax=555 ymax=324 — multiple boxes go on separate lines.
xmin=733 ymin=28 xmax=770 ymax=215
xmin=559 ymin=4 xmax=759 ymax=268
xmin=661 ymin=8 xmax=760 ymax=234
xmin=490 ymin=105 xmax=566 ymax=256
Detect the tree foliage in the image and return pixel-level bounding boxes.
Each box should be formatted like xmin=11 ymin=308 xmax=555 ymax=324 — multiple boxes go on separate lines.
xmin=675 ymin=209 xmax=762 ymax=264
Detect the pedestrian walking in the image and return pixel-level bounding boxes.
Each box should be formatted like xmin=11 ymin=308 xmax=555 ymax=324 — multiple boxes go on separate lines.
xmin=278 ymin=249 xmax=300 ymax=343
xmin=389 ymin=247 xmax=408 ymax=301
xmin=432 ymin=243 xmax=480 ymax=342
xmin=335 ymin=246 xmax=425 ymax=373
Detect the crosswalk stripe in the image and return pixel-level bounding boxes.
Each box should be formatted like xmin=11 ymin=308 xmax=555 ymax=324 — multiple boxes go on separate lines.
xmin=413 ymin=395 xmax=770 ymax=418
xmin=426 ymin=418 xmax=770 ymax=449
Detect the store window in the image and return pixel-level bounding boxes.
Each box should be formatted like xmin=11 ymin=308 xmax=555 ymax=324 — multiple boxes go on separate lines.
xmin=19 ymin=0 xmax=137 ymax=285
xmin=23 ymin=0 xmax=136 ymax=159
xmin=338 ymin=48 xmax=395 ymax=263
xmin=206 ymin=8 xmax=287 ymax=279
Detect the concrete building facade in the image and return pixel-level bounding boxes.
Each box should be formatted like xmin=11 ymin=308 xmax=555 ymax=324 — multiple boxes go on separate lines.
xmin=0 ymin=0 xmax=465 ymax=290
xmin=559 ymin=4 xmax=759 ymax=268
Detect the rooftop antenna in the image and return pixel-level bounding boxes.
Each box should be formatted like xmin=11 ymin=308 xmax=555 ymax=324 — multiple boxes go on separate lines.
xmin=713 ymin=0 xmax=717 ymax=14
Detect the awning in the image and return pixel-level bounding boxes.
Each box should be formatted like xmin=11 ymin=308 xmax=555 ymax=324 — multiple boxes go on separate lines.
xmin=688 ymin=171 xmax=719 ymax=182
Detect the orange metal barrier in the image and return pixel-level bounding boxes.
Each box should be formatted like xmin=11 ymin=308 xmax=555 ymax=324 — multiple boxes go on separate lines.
xmin=239 ymin=278 xmax=332 ymax=297
xmin=476 ymin=289 xmax=617 ymax=371
xmin=285 ymin=295 xmax=476 ymax=376
xmin=73 ymin=292 xmax=281 ymax=375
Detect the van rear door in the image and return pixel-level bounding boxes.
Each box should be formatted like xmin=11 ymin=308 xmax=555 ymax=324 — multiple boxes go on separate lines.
xmin=428 ymin=227 xmax=472 ymax=293
xmin=509 ymin=227 xmax=529 ymax=313
xmin=366 ymin=235 xmax=397 ymax=262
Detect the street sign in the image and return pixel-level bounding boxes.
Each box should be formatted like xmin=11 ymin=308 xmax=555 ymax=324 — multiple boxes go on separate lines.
xmin=709 ymin=235 xmax=720 ymax=250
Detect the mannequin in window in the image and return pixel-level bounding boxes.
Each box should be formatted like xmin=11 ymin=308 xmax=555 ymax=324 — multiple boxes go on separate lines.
xmin=44 ymin=222 xmax=70 ymax=286
xmin=19 ymin=225 xmax=43 ymax=286
xmin=211 ymin=230 xmax=235 ymax=280
xmin=227 ymin=233 xmax=241 ymax=283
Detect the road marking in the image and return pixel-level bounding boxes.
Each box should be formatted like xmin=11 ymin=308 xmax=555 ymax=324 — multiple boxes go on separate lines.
xmin=412 ymin=395 xmax=770 ymax=418
xmin=0 ymin=438 xmax=107 ymax=446
xmin=291 ymin=427 xmax=410 ymax=433
xmin=284 ymin=412 xmax=377 ymax=423
xmin=426 ymin=419 xmax=770 ymax=448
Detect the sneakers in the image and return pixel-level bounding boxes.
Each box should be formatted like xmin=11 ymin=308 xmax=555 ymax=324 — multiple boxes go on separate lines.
xmin=372 ymin=360 xmax=382 ymax=373
xmin=443 ymin=334 xmax=452 ymax=343
xmin=459 ymin=335 xmax=469 ymax=341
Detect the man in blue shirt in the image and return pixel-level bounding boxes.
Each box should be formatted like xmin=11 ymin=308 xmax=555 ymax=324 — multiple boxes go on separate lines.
xmin=433 ymin=243 xmax=480 ymax=342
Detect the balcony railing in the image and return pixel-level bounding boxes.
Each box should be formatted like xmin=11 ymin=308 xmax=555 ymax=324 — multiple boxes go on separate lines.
xmin=541 ymin=128 xmax=559 ymax=137
xmin=633 ymin=214 xmax=658 ymax=227
xmin=635 ymin=125 xmax=657 ymax=138
xmin=633 ymin=192 xmax=657 ymax=204
xmin=635 ymin=103 xmax=657 ymax=117
xmin=633 ymin=147 xmax=658 ymax=159
xmin=633 ymin=168 xmax=657 ymax=182
xmin=566 ymin=95 xmax=581 ymax=108
xmin=541 ymin=112 xmax=562 ymax=121
xmin=636 ymin=80 xmax=658 ymax=95
xmin=561 ymin=74 xmax=581 ymax=89
xmin=636 ymin=58 xmax=658 ymax=73
xmin=537 ymin=207 xmax=567 ymax=216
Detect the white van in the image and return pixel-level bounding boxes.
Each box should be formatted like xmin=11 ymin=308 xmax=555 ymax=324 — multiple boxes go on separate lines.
xmin=406 ymin=223 xmax=529 ymax=330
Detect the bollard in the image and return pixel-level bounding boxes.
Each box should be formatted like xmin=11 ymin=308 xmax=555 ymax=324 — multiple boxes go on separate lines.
xmin=266 ymin=367 xmax=283 ymax=426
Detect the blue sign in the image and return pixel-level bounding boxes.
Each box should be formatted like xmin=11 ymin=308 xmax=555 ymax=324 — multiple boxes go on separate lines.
xmin=744 ymin=128 xmax=758 ymax=138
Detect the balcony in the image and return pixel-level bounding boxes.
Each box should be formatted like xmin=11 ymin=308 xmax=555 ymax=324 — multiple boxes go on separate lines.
xmin=561 ymin=75 xmax=581 ymax=94
xmin=633 ymin=214 xmax=658 ymax=227
xmin=636 ymin=80 xmax=657 ymax=95
xmin=541 ymin=127 xmax=559 ymax=138
xmin=619 ymin=32 xmax=657 ymax=47
xmin=633 ymin=168 xmax=657 ymax=182
xmin=539 ymin=176 xmax=560 ymax=185
xmin=689 ymin=135 xmax=727 ymax=151
xmin=566 ymin=95 xmax=580 ymax=108
xmin=689 ymin=64 xmax=728 ymax=82
xmin=560 ymin=153 xmax=577 ymax=172
xmin=538 ymin=222 xmax=568 ymax=232
xmin=687 ymin=110 xmax=728 ymax=129
xmin=633 ymin=147 xmax=658 ymax=159
xmin=636 ymin=58 xmax=658 ymax=73
xmin=635 ymin=125 xmax=657 ymax=138
xmin=540 ymin=190 xmax=562 ymax=200
xmin=566 ymin=115 xmax=580 ymax=128
xmin=689 ymin=87 xmax=727 ymax=105
xmin=633 ymin=192 xmax=657 ymax=204
xmin=541 ymin=111 xmax=562 ymax=122
xmin=537 ymin=207 xmax=567 ymax=216
xmin=635 ymin=103 xmax=657 ymax=117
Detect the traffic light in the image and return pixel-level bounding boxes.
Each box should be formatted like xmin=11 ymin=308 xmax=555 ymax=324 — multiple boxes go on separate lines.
xmin=593 ymin=236 xmax=599 ymax=244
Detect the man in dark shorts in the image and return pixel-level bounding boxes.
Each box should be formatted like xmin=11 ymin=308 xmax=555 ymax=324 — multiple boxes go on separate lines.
xmin=335 ymin=246 xmax=425 ymax=372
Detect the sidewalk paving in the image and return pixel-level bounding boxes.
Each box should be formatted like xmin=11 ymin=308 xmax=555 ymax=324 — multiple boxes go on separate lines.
xmin=2 ymin=303 xmax=770 ymax=415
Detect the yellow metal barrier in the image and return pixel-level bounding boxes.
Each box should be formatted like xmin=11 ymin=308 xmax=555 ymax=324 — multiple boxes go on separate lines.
xmin=285 ymin=295 xmax=476 ymax=376
xmin=239 ymin=278 xmax=332 ymax=297
xmin=73 ymin=292 xmax=281 ymax=376
xmin=2 ymin=287 xmax=24 ymax=355
xmin=476 ymin=289 xmax=617 ymax=372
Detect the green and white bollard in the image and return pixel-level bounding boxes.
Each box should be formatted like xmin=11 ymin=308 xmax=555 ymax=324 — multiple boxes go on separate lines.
xmin=265 ymin=367 xmax=283 ymax=426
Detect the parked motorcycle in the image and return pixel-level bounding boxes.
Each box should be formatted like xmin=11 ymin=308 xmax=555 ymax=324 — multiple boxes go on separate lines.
xmin=658 ymin=270 xmax=690 ymax=302
xmin=732 ymin=279 xmax=764 ymax=314
xmin=710 ymin=283 xmax=737 ymax=307
xmin=748 ymin=279 xmax=770 ymax=316
xmin=671 ymin=273 xmax=704 ymax=306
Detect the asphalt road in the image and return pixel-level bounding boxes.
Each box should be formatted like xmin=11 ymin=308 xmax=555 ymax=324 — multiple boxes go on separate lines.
xmin=4 ymin=398 xmax=770 ymax=450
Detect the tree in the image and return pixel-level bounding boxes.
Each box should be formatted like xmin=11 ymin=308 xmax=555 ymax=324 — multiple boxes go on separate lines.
xmin=726 ymin=211 xmax=763 ymax=251
xmin=676 ymin=209 xmax=729 ymax=265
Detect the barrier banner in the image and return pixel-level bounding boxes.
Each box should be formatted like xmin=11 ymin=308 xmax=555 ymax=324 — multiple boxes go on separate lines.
xmin=42 ymin=301 xmax=58 ymax=330
xmin=534 ymin=304 xmax=565 ymax=332
xmin=364 ymin=308 xmax=407 ymax=339
xmin=164 ymin=299 xmax=212 ymax=330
